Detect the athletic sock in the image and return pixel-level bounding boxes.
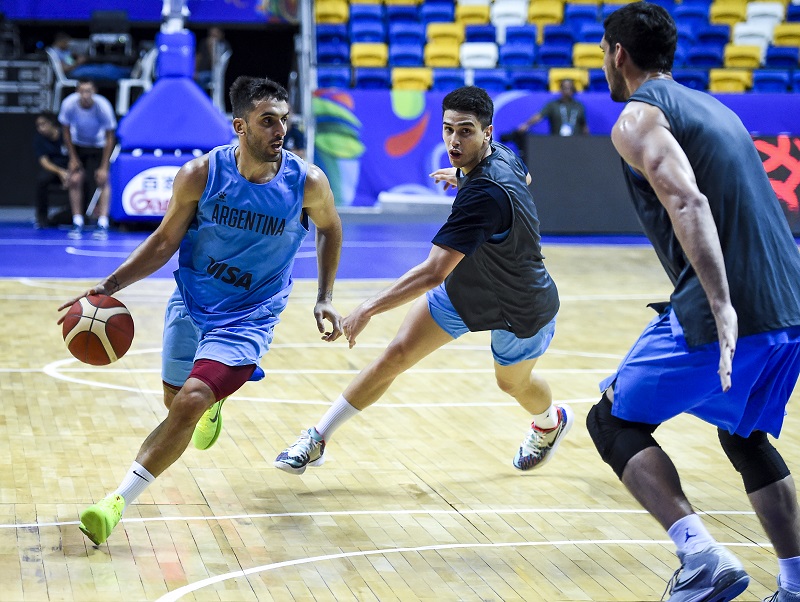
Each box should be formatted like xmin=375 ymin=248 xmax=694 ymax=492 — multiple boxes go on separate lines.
xmin=668 ymin=513 xmax=716 ymax=556
xmin=97 ymin=216 xmax=109 ymax=228
xmin=113 ymin=461 xmax=155 ymax=510
xmin=72 ymin=215 xmax=84 ymax=227
xmin=315 ymin=395 xmax=360 ymax=440
xmin=779 ymin=556 xmax=800 ymax=593
xmin=531 ymin=405 xmax=559 ymax=430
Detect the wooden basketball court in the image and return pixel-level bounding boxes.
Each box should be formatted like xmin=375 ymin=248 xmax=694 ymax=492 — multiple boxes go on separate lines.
xmin=1 ymin=244 xmax=795 ymax=601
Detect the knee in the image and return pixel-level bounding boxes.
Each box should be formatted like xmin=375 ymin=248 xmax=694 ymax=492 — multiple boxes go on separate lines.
xmin=586 ymin=393 xmax=659 ymax=479
xmin=718 ymin=429 xmax=790 ymax=493
xmin=69 ymin=171 xmax=83 ymax=187
xmin=169 ymin=384 xmax=214 ymax=423
xmin=495 ymin=374 xmax=526 ymax=398
xmin=376 ymin=338 xmax=415 ymax=373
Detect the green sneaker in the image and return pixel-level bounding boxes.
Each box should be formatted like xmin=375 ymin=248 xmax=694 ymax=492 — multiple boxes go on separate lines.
xmin=192 ymin=397 xmax=227 ymax=450
xmin=79 ymin=493 xmax=125 ymax=545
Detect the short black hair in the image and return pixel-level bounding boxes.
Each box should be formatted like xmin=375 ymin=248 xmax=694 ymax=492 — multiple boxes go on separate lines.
xmin=604 ymin=2 xmax=677 ymax=72
xmin=442 ymin=86 xmax=493 ymax=129
xmin=229 ymin=76 xmax=289 ymax=120
xmin=36 ymin=111 xmax=59 ymax=126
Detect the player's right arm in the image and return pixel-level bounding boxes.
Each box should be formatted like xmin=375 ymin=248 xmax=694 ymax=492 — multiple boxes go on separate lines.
xmin=611 ymin=101 xmax=737 ymax=391
xmin=57 ymin=157 xmax=209 ymax=320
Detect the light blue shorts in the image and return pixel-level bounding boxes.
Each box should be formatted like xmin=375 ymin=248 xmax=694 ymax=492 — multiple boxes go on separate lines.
xmin=162 ymin=288 xmax=279 ymax=388
xmin=426 ymin=283 xmax=556 ymax=366
xmin=600 ymin=307 xmax=800 ymax=438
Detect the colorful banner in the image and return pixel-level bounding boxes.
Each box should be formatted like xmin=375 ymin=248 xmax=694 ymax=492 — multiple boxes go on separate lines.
xmin=755 ymin=135 xmax=800 ymax=233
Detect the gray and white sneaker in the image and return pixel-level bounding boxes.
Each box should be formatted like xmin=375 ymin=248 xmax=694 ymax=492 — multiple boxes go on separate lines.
xmin=274 ymin=428 xmax=326 ymax=475
xmin=663 ymin=543 xmax=749 ymax=602
xmin=513 ymin=404 xmax=574 ymax=471
xmin=763 ymin=576 xmax=800 ymax=602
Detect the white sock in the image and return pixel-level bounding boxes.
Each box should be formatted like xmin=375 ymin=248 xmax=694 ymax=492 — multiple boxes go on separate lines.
xmin=315 ymin=395 xmax=360 ymax=440
xmin=72 ymin=215 xmax=84 ymax=227
xmin=113 ymin=461 xmax=155 ymax=510
xmin=668 ymin=514 xmax=716 ymax=555
xmin=97 ymin=216 xmax=109 ymax=228
xmin=531 ymin=405 xmax=559 ymax=430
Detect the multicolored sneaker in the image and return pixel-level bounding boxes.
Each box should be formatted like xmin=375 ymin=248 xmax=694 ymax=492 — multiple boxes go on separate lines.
xmin=192 ymin=397 xmax=227 ymax=450
xmin=663 ymin=543 xmax=749 ymax=602
xmin=274 ymin=428 xmax=326 ymax=475
xmin=513 ymin=404 xmax=574 ymax=471
xmin=764 ymin=577 xmax=800 ymax=602
xmin=79 ymin=493 xmax=125 ymax=545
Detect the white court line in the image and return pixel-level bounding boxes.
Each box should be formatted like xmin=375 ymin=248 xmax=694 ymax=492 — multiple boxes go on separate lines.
xmin=0 ymin=506 xmax=758 ymax=530
xmin=65 ymin=247 xmax=131 ymax=258
xmin=154 ymin=538 xmax=769 ymax=602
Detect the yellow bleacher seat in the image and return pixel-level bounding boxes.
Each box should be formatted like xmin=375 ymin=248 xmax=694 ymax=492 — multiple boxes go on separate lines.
xmin=723 ymin=44 xmax=762 ymax=68
xmin=424 ymin=41 xmax=462 ymax=67
xmin=708 ymin=68 xmax=752 ymax=92
xmin=456 ymin=4 xmax=491 ymax=25
xmin=573 ymin=43 xmax=605 ymax=68
xmin=529 ymin=1 xmax=564 ymax=42
xmin=351 ymin=43 xmax=389 ymax=67
xmin=548 ymin=67 xmax=589 ymax=92
xmin=710 ymin=1 xmax=748 ymax=27
xmin=315 ymin=0 xmax=349 ymax=23
xmin=773 ymin=23 xmax=800 ymax=46
xmin=392 ymin=67 xmax=433 ymax=89
xmin=427 ymin=22 xmax=466 ymax=45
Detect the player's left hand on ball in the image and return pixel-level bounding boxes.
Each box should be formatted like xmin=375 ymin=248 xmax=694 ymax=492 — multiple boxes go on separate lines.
xmin=314 ymin=301 xmax=342 ymax=342
xmin=57 ymin=284 xmax=108 ymax=324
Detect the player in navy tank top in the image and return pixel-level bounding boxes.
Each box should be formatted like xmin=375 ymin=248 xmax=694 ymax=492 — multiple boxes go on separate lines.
xmin=585 ymin=4 xmax=800 ymax=601
xmin=58 ymin=76 xmax=344 ymax=545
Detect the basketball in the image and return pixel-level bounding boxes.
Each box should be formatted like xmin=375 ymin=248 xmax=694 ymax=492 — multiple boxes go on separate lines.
xmin=62 ymin=294 xmax=135 ymax=365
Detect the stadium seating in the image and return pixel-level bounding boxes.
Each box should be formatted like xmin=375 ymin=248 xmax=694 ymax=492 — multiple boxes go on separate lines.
xmin=709 ymin=68 xmax=752 ymax=92
xmin=317 ymin=24 xmax=348 ymax=45
xmin=425 ymin=40 xmax=462 ymax=66
xmin=456 ymin=3 xmax=491 ymax=25
xmin=724 ymin=44 xmax=763 ymax=68
xmin=350 ymin=20 xmax=386 ymax=44
xmin=389 ymin=42 xmax=424 ymax=66
xmin=392 ymin=67 xmax=433 ymax=90
xmin=543 ymin=24 xmax=576 ymax=46
xmin=572 ymin=43 xmax=605 ymax=67
xmin=564 ymin=4 xmax=600 ymax=35
xmin=529 ymin=0 xmax=565 ymax=41
xmin=351 ymin=43 xmax=389 ymax=67
xmin=505 ymin=25 xmax=538 ymax=45
xmin=427 ymin=22 xmax=466 ymax=45
xmin=537 ymin=43 xmax=574 ymax=66
xmin=752 ymin=69 xmax=791 ymax=92
xmin=354 ymin=67 xmax=392 ymax=89
xmin=548 ymin=67 xmax=589 ymax=91
xmin=315 ymin=0 xmax=349 ymax=24
xmin=587 ymin=68 xmax=609 ymax=91
xmin=317 ymin=66 xmax=351 ymax=88
xmin=318 ymin=41 xmax=350 ymax=65
xmin=695 ymin=24 xmax=730 ymax=46
xmin=474 ymin=68 xmax=510 ymax=90
xmin=490 ymin=0 xmax=528 ymax=44
xmin=710 ymin=2 xmax=748 ymax=27
xmin=432 ymin=67 xmax=466 ymax=90
xmin=386 ymin=4 xmax=420 ymax=24
xmin=460 ymin=42 xmax=500 ymax=67
xmin=672 ymin=68 xmax=710 ymax=90
xmin=674 ymin=3 xmax=711 ymax=32
xmin=509 ymin=69 xmax=549 ymax=90
xmin=421 ymin=2 xmax=455 ymax=25
xmin=499 ymin=41 xmax=537 ymax=66
xmin=746 ymin=2 xmax=785 ymax=29
xmin=577 ymin=22 xmax=605 ymax=43
xmin=685 ymin=43 xmax=725 ymax=67
xmin=465 ymin=24 xmax=497 ymax=43
xmin=389 ymin=22 xmax=426 ymax=46
xmin=764 ymin=45 xmax=800 ymax=68
xmin=773 ymin=23 xmax=800 ymax=45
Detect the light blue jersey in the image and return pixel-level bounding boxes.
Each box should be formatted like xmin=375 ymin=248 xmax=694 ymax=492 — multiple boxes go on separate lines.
xmin=174 ymin=145 xmax=309 ymax=330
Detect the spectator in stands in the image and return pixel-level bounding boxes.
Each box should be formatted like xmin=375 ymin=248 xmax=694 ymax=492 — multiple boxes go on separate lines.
xmin=516 ymin=79 xmax=590 ymax=136
xmin=195 ymin=27 xmax=228 ymax=88
xmin=50 ymin=32 xmax=130 ymax=82
xmin=32 ymin=111 xmax=83 ymax=229
xmin=58 ymin=79 xmax=116 ymax=240
xmin=284 ymin=115 xmax=306 ymax=159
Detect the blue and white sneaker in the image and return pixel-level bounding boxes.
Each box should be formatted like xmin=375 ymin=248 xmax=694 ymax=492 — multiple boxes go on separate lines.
xmin=274 ymin=428 xmax=326 ymax=475
xmin=663 ymin=544 xmax=749 ymax=602
xmin=513 ymin=404 xmax=574 ymax=471
xmin=763 ymin=576 xmax=800 ymax=602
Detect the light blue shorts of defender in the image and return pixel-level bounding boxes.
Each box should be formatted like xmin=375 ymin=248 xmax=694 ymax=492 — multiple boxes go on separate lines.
xmin=426 ymin=283 xmax=556 ymax=366
xmin=162 ymin=288 xmax=279 ymax=388
xmin=600 ymin=306 xmax=800 ymax=438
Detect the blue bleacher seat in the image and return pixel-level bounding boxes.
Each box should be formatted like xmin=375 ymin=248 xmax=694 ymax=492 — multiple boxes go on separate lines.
xmin=389 ymin=42 xmax=424 ymax=66
xmin=794 ymin=72 xmax=800 ymax=91
xmin=681 ymin=0 xmax=712 ymax=6
xmin=386 ymin=4 xmax=419 ymax=25
xmin=432 ymin=68 xmax=466 ymax=91
xmin=765 ymin=45 xmax=800 ymax=68
xmin=350 ymin=20 xmax=386 ymax=44
xmin=587 ymin=69 xmax=609 ymax=92
xmin=354 ymin=67 xmax=391 ymax=89
xmin=788 ymin=4 xmax=800 ymax=22
xmin=474 ymin=68 xmax=510 ymax=91
xmin=505 ymin=25 xmax=538 ymax=46
xmin=508 ymin=69 xmax=549 ymax=91
xmin=421 ymin=2 xmax=455 ymax=25
xmin=317 ymin=24 xmax=348 ymax=45
xmin=578 ymin=23 xmax=605 ymax=43
xmin=677 ymin=25 xmax=696 ymax=48
xmin=752 ymin=69 xmax=791 ymax=93
xmin=673 ymin=4 xmax=709 ymax=33
xmin=350 ymin=4 xmax=384 ymax=25
xmin=684 ymin=44 xmax=724 ymax=68
xmin=499 ymin=42 xmax=537 ymax=67
xmin=695 ymin=24 xmax=729 ymax=47
xmin=317 ymin=42 xmax=350 ymax=65
xmin=543 ymin=24 xmax=575 ymax=46
xmin=317 ymin=66 xmax=351 ymax=88
xmin=673 ymin=46 xmax=687 ymax=67
xmin=564 ymin=4 xmax=599 ymax=36
xmin=672 ymin=68 xmax=709 ymax=90
xmin=648 ymin=0 xmax=676 ymax=13
xmin=537 ymin=43 xmax=573 ymax=67
xmin=389 ymin=22 xmax=425 ymax=46
xmin=466 ymin=24 xmax=497 ymax=43
xmin=602 ymin=5 xmax=628 ymax=20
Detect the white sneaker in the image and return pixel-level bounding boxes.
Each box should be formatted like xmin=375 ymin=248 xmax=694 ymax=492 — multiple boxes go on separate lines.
xmin=274 ymin=428 xmax=326 ymax=475
xmin=513 ymin=404 xmax=574 ymax=471
xmin=664 ymin=543 xmax=749 ymax=601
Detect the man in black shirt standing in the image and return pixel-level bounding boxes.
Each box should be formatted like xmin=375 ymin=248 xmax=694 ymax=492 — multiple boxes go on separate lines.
xmin=516 ymin=79 xmax=589 ymax=137
xmin=275 ymin=86 xmax=569 ymax=476
xmin=32 ymin=111 xmax=83 ymax=229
